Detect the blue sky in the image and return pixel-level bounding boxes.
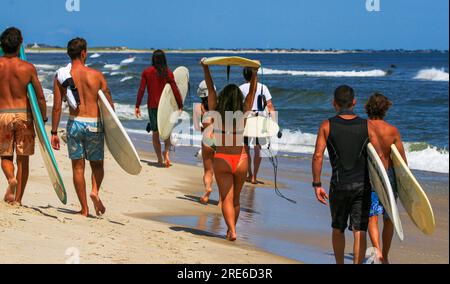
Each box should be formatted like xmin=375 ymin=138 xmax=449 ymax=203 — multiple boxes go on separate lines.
xmin=0 ymin=0 xmax=448 ymax=50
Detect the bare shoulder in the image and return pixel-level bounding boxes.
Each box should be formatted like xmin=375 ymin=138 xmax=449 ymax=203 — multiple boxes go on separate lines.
xmin=86 ymin=66 xmax=103 ymax=77
xmin=320 ymin=119 xmax=330 ymax=134
xmin=388 ymin=123 xmax=401 ymax=136
xmin=22 ymin=60 xmax=37 ymax=72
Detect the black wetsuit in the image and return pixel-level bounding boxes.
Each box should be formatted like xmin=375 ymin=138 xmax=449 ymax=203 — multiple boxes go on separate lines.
xmin=326 ymin=114 xmax=371 ymax=232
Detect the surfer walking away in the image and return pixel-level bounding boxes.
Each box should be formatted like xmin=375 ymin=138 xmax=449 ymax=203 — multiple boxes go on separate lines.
xmin=0 ymin=27 xmax=47 ymax=206
xmin=193 ymin=80 xmax=217 ymax=205
xmin=135 ymin=50 xmax=183 ymax=168
xmin=240 ymin=67 xmax=276 ymax=185
xmin=200 ymin=58 xmax=259 ymax=241
xmin=51 ymin=38 xmax=114 ymax=217
xmin=312 ymin=85 xmax=379 ymax=264
xmin=365 ymin=93 xmax=408 ymax=264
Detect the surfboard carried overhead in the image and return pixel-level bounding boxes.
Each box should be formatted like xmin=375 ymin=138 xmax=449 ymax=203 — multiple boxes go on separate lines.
xmin=391 ymin=145 xmax=436 ymax=235
xmin=367 ymin=143 xmax=404 ymax=241
xmin=98 ymin=90 xmax=142 ymax=175
xmin=203 ymin=57 xmax=261 ymax=68
xmin=0 ymin=46 xmax=68 ymax=204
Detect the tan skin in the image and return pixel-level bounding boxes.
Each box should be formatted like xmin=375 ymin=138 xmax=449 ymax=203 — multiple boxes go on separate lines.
xmin=193 ymin=103 xmax=216 ymax=204
xmin=201 ymin=59 xmax=258 ymax=241
xmin=0 ymin=45 xmax=46 ymax=205
xmin=51 ymin=50 xmax=114 ymax=217
xmin=312 ymin=99 xmax=381 ymax=264
xmin=367 ymin=116 xmax=407 ymax=264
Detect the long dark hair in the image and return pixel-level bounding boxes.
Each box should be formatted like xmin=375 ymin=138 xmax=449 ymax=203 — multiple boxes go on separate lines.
xmin=216 ymin=84 xmax=245 ymax=126
xmin=152 ymin=49 xmax=168 ymax=79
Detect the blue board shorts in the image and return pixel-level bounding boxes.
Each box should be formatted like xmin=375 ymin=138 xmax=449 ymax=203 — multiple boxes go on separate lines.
xmin=67 ymin=117 xmax=104 ymax=161
xmin=370 ymin=168 xmax=398 ymax=219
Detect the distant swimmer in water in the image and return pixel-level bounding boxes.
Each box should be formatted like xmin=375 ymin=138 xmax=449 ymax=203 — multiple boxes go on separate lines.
xmin=0 ymin=27 xmax=47 ymax=206
xmin=365 ymin=93 xmax=408 ymax=264
xmin=135 ymin=50 xmax=183 ymax=168
xmin=200 ymin=58 xmax=259 ymax=241
xmin=312 ymin=85 xmax=379 ymax=264
xmin=52 ymin=38 xmax=115 ymax=217
xmin=193 ymin=80 xmax=217 ymax=205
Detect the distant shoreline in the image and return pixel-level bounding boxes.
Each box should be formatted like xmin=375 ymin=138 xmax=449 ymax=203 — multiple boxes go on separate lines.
xmin=25 ymin=48 xmax=449 ymax=55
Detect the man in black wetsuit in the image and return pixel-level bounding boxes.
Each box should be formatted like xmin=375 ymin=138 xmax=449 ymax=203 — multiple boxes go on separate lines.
xmin=312 ymin=85 xmax=377 ymax=264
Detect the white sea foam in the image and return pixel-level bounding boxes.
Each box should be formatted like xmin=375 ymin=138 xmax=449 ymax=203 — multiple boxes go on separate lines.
xmin=104 ymin=64 xmax=121 ymax=71
xmin=414 ymin=68 xmax=449 ymax=82
xmin=260 ymin=68 xmax=387 ymax=77
xmin=120 ymin=76 xmax=134 ymax=83
xmin=90 ymin=53 xmax=101 ymax=59
xmin=35 ymin=64 xmax=58 ymax=71
xmin=114 ymin=103 xmax=148 ymax=120
xmin=120 ymin=57 xmax=136 ymax=65
xmin=112 ymin=107 xmax=449 ymax=174
xmin=110 ymin=71 xmax=125 ymax=76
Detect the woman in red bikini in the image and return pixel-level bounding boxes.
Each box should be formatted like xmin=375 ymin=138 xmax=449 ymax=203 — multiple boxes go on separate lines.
xmin=200 ymin=58 xmax=259 ymax=241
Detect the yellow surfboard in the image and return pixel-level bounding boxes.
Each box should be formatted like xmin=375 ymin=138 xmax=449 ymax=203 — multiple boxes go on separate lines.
xmin=203 ymin=56 xmax=261 ymax=68
xmin=391 ymin=145 xmax=436 ymax=235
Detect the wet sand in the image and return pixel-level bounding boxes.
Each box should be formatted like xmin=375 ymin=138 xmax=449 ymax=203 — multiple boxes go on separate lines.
xmin=0 ymin=127 xmax=447 ymax=264
xmin=129 ymin=132 xmax=449 ymax=264
xmin=0 ymin=137 xmax=297 ymax=264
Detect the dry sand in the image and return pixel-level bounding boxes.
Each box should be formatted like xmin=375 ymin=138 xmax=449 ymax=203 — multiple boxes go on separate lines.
xmin=0 ymin=141 xmax=298 ymax=264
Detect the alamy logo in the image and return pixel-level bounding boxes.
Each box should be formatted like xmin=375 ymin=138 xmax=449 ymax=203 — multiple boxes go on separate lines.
xmin=65 ymin=247 xmax=80 ymax=264
xmin=66 ymin=0 xmax=80 ymax=12
xmin=366 ymin=0 xmax=381 ymax=12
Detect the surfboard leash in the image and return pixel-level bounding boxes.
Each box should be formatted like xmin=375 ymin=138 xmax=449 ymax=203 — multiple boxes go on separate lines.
xmin=265 ymin=142 xmax=297 ymax=204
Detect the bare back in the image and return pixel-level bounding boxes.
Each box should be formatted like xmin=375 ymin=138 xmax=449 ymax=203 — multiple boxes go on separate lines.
xmin=69 ymin=64 xmax=106 ymax=118
xmin=0 ymin=57 xmax=34 ymax=110
xmin=369 ymin=119 xmax=406 ymax=168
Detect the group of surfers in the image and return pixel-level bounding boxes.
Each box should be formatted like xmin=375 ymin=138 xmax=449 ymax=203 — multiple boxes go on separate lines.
xmin=0 ymin=27 xmax=408 ymax=264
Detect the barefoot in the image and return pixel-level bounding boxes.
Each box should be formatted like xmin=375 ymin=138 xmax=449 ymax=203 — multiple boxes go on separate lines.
xmin=90 ymin=192 xmax=106 ymax=216
xmin=227 ymin=232 xmax=237 ymax=242
xmin=246 ymin=176 xmax=253 ymax=183
xmin=165 ymin=160 xmax=172 ymax=168
xmin=200 ymin=190 xmax=212 ymax=205
xmin=78 ymin=210 xmax=89 ymax=217
xmin=4 ymin=178 xmax=17 ymax=203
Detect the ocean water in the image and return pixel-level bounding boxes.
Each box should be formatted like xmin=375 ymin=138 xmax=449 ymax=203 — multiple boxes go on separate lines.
xmin=29 ymin=51 xmax=449 ymax=173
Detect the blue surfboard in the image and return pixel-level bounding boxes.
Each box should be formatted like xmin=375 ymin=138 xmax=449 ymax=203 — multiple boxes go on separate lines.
xmin=0 ymin=47 xmax=67 ymax=204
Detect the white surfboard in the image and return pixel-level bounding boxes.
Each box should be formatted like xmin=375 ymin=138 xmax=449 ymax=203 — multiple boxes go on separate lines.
xmin=367 ymin=143 xmax=404 ymax=241
xmin=157 ymin=67 xmax=190 ymax=140
xmin=203 ymin=56 xmax=261 ymax=68
xmin=98 ymin=90 xmax=142 ymax=175
xmin=244 ymin=116 xmax=280 ymax=138
xmin=391 ymin=145 xmax=436 ymax=235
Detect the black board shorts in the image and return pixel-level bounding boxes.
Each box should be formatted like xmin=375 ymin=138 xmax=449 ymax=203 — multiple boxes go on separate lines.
xmin=244 ymin=136 xmax=267 ymax=147
xmin=329 ymin=182 xmax=372 ymax=232
xmin=148 ymin=108 xmax=158 ymax=132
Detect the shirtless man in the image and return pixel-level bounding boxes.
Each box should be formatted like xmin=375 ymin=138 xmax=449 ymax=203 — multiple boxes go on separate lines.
xmin=51 ymin=38 xmax=114 ymax=217
xmin=0 ymin=27 xmax=47 ymax=205
xmin=365 ymin=93 xmax=408 ymax=264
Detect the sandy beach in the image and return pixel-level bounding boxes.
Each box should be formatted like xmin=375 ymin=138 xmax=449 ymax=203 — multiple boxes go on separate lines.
xmin=0 ymin=125 xmax=448 ymax=264
xmin=0 ymin=136 xmax=298 ymax=264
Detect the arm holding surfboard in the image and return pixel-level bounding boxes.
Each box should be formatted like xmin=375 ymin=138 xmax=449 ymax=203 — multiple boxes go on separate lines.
xmin=51 ymin=78 xmax=64 ymax=150
xmin=29 ymin=64 xmax=47 ymax=120
xmin=243 ymin=68 xmax=259 ymax=113
xmin=99 ymin=73 xmax=114 ymax=111
xmin=200 ymin=58 xmax=218 ymax=112
xmin=393 ymin=128 xmax=408 ymax=165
